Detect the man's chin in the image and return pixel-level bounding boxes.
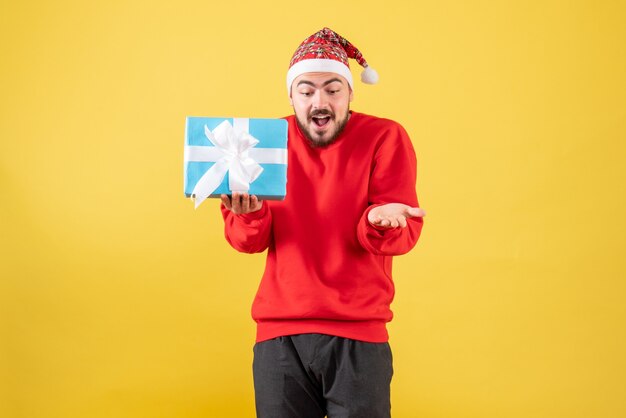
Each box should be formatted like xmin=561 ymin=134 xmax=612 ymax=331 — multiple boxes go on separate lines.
xmin=307 ymin=130 xmax=337 ymax=147
xmin=309 ymin=135 xmax=333 ymax=146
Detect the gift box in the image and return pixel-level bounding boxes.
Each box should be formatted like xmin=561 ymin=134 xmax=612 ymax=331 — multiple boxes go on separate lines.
xmin=184 ymin=117 xmax=288 ymax=208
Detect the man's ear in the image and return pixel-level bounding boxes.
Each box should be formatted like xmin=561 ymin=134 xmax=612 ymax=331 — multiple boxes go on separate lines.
xmin=349 ymin=87 xmax=354 ymax=102
xmin=289 ymin=89 xmax=293 ymax=106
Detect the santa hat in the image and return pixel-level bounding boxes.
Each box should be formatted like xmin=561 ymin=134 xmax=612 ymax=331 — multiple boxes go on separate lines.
xmin=287 ymin=27 xmax=378 ymax=93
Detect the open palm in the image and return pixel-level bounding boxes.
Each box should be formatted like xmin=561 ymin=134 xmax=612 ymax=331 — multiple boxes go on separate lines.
xmin=368 ymin=203 xmax=425 ymax=229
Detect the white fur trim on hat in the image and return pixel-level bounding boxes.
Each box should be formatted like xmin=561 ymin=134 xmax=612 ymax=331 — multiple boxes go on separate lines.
xmin=287 ymin=59 xmax=354 ymax=94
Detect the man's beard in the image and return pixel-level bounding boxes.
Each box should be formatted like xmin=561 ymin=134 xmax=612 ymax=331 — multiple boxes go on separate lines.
xmin=296 ymin=109 xmax=350 ymax=148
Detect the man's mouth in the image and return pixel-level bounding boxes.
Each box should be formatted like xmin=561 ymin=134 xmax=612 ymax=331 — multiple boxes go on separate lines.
xmin=311 ymin=115 xmax=331 ymax=127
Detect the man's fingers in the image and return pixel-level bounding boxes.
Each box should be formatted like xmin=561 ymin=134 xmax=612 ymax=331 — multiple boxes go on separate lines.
xmin=241 ymin=193 xmax=250 ymax=213
xmin=231 ymin=192 xmax=241 ymax=213
xmin=368 ymin=204 xmax=425 ymax=228
xmin=225 ymin=192 xmax=263 ymax=214
xmin=250 ymin=195 xmax=261 ymax=211
xmin=406 ymin=207 xmax=426 ymax=218
xmin=220 ymin=194 xmax=232 ymax=210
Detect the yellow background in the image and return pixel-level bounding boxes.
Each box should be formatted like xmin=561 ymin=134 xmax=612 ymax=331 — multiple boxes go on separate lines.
xmin=1 ymin=0 xmax=625 ymax=417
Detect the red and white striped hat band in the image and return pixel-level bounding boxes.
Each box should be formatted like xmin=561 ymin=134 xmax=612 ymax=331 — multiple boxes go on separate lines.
xmin=286 ymin=27 xmax=378 ymax=93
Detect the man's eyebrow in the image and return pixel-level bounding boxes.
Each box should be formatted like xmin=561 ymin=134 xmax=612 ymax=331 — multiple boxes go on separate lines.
xmin=296 ymin=78 xmax=345 ymax=88
xmin=323 ymin=78 xmax=344 ymax=86
xmin=296 ymin=80 xmax=316 ymax=87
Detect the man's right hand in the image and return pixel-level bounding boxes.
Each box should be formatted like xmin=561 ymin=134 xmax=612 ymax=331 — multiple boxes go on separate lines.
xmin=221 ymin=192 xmax=263 ymax=215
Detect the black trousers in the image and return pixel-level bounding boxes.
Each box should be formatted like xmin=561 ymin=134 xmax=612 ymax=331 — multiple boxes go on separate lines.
xmin=253 ymin=334 xmax=393 ymax=418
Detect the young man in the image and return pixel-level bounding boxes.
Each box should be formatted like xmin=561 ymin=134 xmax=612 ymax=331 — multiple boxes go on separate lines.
xmin=220 ymin=27 xmax=425 ymax=418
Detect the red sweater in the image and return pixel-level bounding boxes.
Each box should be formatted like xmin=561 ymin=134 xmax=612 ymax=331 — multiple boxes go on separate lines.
xmin=221 ymin=111 xmax=423 ymax=343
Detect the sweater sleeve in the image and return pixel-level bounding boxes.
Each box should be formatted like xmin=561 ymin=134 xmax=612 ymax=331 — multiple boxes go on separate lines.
xmin=221 ymin=203 xmax=273 ymax=253
xmin=357 ymin=123 xmax=424 ymax=256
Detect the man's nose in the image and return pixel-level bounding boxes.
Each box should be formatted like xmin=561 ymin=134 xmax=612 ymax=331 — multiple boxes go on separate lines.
xmin=311 ymin=91 xmax=328 ymax=109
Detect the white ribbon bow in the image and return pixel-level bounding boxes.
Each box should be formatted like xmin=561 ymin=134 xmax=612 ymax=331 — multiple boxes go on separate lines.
xmin=187 ymin=120 xmax=263 ymax=208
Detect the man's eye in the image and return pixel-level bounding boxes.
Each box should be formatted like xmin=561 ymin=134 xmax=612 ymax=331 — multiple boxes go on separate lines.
xmin=300 ymin=91 xmax=312 ymax=96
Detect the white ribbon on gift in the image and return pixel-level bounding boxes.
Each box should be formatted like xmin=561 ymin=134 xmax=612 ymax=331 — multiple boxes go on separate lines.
xmin=184 ymin=118 xmax=287 ymax=208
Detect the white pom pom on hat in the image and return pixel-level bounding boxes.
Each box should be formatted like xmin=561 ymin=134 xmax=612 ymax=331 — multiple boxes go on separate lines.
xmin=361 ymin=65 xmax=379 ymax=84
xmin=287 ymin=27 xmax=378 ymax=93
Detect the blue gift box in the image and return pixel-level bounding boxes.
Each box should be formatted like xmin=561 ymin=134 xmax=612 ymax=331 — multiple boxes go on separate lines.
xmin=184 ymin=117 xmax=288 ymax=205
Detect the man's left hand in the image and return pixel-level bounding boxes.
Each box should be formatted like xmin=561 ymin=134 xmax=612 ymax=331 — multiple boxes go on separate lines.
xmin=368 ymin=203 xmax=426 ymax=229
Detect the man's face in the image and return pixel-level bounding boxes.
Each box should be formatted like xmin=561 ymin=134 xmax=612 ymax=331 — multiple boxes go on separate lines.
xmin=290 ymin=72 xmax=354 ymax=147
